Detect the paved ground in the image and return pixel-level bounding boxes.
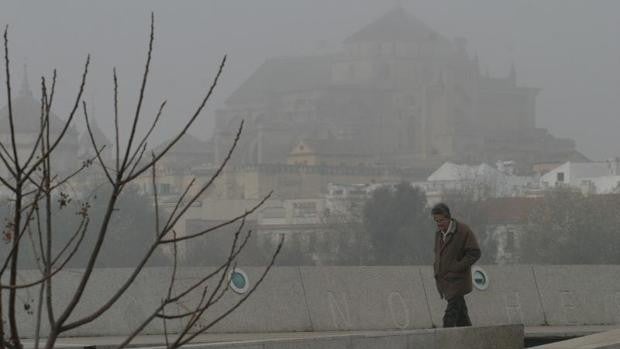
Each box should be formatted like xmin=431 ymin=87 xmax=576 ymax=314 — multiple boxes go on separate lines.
xmin=18 ymin=325 xmax=620 ymax=348
xmin=529 ymin=327 xmax=620 ymax=348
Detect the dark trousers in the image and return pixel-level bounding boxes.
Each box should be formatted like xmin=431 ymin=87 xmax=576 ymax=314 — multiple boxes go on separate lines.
xmin=443 ymin=295 xmax=472 ymax=327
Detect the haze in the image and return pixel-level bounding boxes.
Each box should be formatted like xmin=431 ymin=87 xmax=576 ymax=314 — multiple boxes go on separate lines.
xmin=0 ymin=0 xmax=618 ymax=159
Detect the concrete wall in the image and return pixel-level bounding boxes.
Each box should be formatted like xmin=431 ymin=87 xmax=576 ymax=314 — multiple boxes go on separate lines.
xmin=77 ymin=326 xmax=519 ymax=349
xmin=192 ymin=325 xmax=523 ymax=349
xmin=7 ymin=265 xmax=620 ymax=337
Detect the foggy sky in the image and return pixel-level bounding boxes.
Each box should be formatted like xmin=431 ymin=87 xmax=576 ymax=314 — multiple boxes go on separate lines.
xmin=0 ymin=0 xmax=618 ymax=160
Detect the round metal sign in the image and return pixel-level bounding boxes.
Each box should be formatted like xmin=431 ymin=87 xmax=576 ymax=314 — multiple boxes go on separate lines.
xmin=228 ymin=268 xmax=250 ymax=294
xmin=472 ymin=266 xmax=489 ymax=291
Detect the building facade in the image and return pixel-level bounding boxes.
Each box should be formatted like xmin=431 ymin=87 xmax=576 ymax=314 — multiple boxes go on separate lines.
xmin=212 ymin=7 xmax=583 ymax=174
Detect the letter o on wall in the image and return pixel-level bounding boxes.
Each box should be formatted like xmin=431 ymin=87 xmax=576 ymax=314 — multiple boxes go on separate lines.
xmin=388 ymin=292 xmax=411 ymax=329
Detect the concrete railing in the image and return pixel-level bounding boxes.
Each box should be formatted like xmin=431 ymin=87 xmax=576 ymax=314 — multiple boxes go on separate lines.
xmin=9 ymin=265 xmax=620 ymax=337
xmin=172 ymin=325 xmax=524 ymax=349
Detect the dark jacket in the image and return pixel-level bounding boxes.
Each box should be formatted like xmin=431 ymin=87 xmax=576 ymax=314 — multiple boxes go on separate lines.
xmin=433 ymin=219 xmax=481 ymax=300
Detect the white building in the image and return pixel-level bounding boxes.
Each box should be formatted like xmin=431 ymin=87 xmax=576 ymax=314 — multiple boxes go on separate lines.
xmin=540 ymin=159 xmax=620 ymax=194
xmin=421 ymin=161 xmax=537 ymax=205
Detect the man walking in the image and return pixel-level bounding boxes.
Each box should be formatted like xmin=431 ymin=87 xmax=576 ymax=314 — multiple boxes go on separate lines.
xmin=432 ymin=203 xmax=481 ymax=327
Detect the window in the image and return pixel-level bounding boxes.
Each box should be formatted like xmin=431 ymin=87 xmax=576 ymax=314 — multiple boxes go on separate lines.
xmin=505 ymin=230 xmax=515 ymax=251
xmin=556 ymin=172 xmax=565 ymax=183
xmin=292 ymin=202 xmax=317 ymax=218
xmin=261 ymin=207 xmax=285 ymax=219
xmin=159 ymin=183 xmax=171 ymax=195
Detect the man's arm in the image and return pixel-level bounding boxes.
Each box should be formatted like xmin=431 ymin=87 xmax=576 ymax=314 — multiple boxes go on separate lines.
xmin=454 ymin=228 xmax=481 ymax=271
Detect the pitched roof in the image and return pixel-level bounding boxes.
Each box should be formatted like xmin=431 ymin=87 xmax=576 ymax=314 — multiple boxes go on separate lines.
xmin=79 ymin=118 xmax=111 ymax=150
xmin=0 ymin=91 xmax=76 ymax=136
xmin=427 ymin=162 xmax=500 ymax=182
xmin=344 ymin=6 xmax=443 ymax=44
xmin=226 ymin=56 xmax=331 ymax=105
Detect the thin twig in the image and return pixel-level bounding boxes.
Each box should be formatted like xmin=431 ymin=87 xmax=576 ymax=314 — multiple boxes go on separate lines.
xmin=120 ymin=12 xmax=155 ymax=174
xmin=161 ymin=121 xmax=245 ymax=234
xmin=4 ymin=25 xmax=20 ymax=170
xmin=151 ymin=153 xmax=160 ymax=237
xmin=23 ymin=55 xmax=90 ymax=181
xmin=0 ymin=141 xmax=17 ymax=180
xmin=113 ymin=68 xmax=120 ymax=174
xmin=175 ymin=237 xmax=284 ymax=347
xmin=1 ymin=218 xmax=88 ymax=290
xmin=122 ymin=55 xmax=226 ymax=183
xmin=83 ymin=101 xmax=114 ymax=184
xmin=125 ymin=100 xmax=166 ymax=172
xmin=161 ymin=192 xmax=270 ymax=244
xmin=162 ymin=178 xmax=196 ymax=233
xmin=170 ymin=223 xmax=247 ymax=346
xmin=21 ymin=77 xmax=52 ymax=173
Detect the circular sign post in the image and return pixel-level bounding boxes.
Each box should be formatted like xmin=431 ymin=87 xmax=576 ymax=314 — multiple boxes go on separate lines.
xmin=472 ymin=266 xmax=489 ymax=291
xmin=228 ymin=268 xmax=250 ymax=294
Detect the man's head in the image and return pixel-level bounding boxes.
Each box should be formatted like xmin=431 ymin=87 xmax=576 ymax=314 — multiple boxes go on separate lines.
xmin=431 ymin=203 xmax=451 ymax=231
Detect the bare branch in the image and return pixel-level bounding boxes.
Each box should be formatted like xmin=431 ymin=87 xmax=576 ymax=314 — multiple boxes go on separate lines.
xmin=175 ymin=236 xmax=284 ymax=347
xmin=21 ymin=76 xmax=52 ymax=173
xmin=0 ymin=178 xmax=46 ymax=275
xmin=122 ymin=54 xmax=226 ymax=183
xmin=157 ymin=285 xmax=211 ymax=321
xmin=23 ymin=55 xmax=90 ymax=180
xmin=119 ymin=12 xmax=155 ymax=174
xmin=22 ymin=147 xmax=106 ymax=197
xmin=0 ymin=141 xmax=17 ymax=181
xmin=1 ymin=218 xmax=88 ymax=290
xmin=50 ymin=213 xmax=89 ymax=267
xmin=151 ymin=153 xmax=160 ymax=237
xmin=45 ymin=69 xmax=57 ymax=110
xmin=117 ymin=223 xmax=248 ymax=349
xmin=160 ymin=121 xmax=244 ymax=235
xmin=4 ymin=25 xmax=20 ymax=170
xmin=125 ymin=142 xmax=148 ymax=179
xmin=173 ymin=226 xmax=248 ymax=346
xmin=167 ymin=229 xmax=179 ymax=299
xmin=0 ymin=164 xmax=16 ymax=191
xmin=168 ymin=223 xmax=251 ymax=306
xmin=34 ymin=202 xmax=47 ymax=268
xmin=26 ymin=224 xmax=45 ymax=272
xmin=162 ymin=304 xmax=171 ymax=349
xmin=125 ymin=100 xmax=166 ymax=172
xmin=113 ymin=68 xmax=120 ymax=173
xmin=161 ymin=192 xmax=270 ymax=244
xmin=52 ymin=185 xmax=120 ymax=331
xmin=83 ymin=101 xmax=114 ymax=184
xmin=162 ymin=178 xmax=196 ymax=233
xmin=174 ymin=228 xmax=248 ymax=342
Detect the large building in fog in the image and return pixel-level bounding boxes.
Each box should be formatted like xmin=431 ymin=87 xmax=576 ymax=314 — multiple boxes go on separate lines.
xmin=0 ymin=76 xmax=79 ymax=179
xmin=212 ymin=7 xmax=585 ymax=175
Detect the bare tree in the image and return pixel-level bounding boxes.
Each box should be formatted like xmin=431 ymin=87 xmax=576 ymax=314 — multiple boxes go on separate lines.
xmin=0 ymin=14 xmax=282 ymax=349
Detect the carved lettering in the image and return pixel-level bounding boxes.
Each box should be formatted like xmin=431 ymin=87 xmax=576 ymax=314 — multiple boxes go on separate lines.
xmin=327 ymin=291 xmax=351 ymax=330
xmin=503 ymin=291 xmax=524 ymax=324
xmin=387 ymin=292 xmax=410 ymax=329
xmin=610 ymin=291 xmax=620 ymax=323
xmin=560 ymin=290 xmax=579 ymax=325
